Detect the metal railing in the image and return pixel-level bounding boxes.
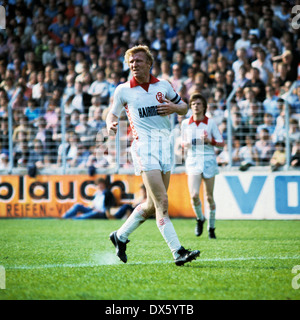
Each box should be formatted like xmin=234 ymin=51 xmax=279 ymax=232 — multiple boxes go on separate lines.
xmin=1 ymin=81 xmax=299 ymax=175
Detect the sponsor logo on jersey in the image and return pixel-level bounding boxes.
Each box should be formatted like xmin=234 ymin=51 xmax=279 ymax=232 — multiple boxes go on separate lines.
xmin=138 ymin=105 xmax=158 ymax=118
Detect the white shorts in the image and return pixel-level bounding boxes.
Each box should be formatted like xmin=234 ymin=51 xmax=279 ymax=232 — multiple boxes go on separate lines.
xmin=186 ymin=154 xmax=219 ymax=178
xmin=131 ymin=138 xmax=173 ymax=176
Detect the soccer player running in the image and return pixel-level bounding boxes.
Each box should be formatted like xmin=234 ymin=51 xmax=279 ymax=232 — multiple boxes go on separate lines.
xmin=181 ymin=93 xmax=225 ymax=239
xmin=106 ymin=45 xmax=200 ymax=266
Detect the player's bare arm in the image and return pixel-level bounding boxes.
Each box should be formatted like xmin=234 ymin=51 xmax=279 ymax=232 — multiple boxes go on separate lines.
xmin=156 ymin=98 xmax=187 ymax=116
xmin=106 ymin=111 xmax=119 ymax=135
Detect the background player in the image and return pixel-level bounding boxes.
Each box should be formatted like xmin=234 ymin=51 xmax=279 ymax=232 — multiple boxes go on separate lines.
xmin=106 ymin=45 xmax=200 ymax=266
xmin=181 ymin=93 xmax=225 ymax=239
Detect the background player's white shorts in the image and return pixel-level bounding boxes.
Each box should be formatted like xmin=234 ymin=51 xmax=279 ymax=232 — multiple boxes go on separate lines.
xmin=131 ymin=138 xmax=173 ymax=176
xmin=186 ymin=154 xmax=219 ymax=178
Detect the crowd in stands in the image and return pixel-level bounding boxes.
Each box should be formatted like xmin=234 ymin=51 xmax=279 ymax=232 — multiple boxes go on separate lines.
xmin=0 ymin=0 xmax=300 ymax=172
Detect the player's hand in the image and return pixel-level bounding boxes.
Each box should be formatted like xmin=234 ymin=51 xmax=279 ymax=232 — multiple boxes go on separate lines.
xmin=156 ymin=98 xmax=176 ymax=116
xmin=203 ymin=131 xmax=211 ymax=144
xmin=182 ymin=141 xmax=191 ymax=149
xmin=107 ymin=121 xmax=118 ymax=135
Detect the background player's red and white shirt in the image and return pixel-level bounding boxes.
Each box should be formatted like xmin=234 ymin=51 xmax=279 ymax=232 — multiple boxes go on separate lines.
xmin=181 ymin=115 xmax=224 ymax=157
xmin=110 ymin=75 xmax=182 ymax=140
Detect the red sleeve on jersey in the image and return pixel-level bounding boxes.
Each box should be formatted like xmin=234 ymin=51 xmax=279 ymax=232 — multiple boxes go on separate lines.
xmin=211 ymin=138 xmax=225 ymax=148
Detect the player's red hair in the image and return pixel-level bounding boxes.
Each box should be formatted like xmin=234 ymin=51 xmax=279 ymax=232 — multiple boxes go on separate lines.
xmin=124 ymin=45 xmax=154 ymax=67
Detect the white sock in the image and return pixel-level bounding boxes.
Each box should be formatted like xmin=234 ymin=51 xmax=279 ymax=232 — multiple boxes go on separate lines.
xmin=157 ymin=217 xmax=181 ymax=259
xmin=209 ymin=210 xmax=216 ymax=229
xmin=192 ymin=202 xmax=205 ymax=221
xmin=117 ymin=204 xmax=146 ymax=243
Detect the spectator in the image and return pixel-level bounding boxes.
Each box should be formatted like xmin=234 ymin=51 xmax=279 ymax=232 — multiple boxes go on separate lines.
xmin=183 ymin=67 xmax=196 ymax=100
xmin=257 ymin=113 xmax=276 ymax=136
xmin=74 ymin=143 xmax=91 ymax=168
xmin=52 ymin=113 xmax=75 ymax=147
xmin=234 ymin=65 xmax=250 ymax=89
xmin=0 ymin=117 xmax=9 ymax=154
xmin=213 ymin=87 xmax=226 ymax=110
xmin=44 ymin=98 xmax=59 ymax=130
xmin=12 ymin=115 xmax=33 ymax=143
xmin=42 ymin=39 xmax=56 ymax=66
xmin=88 ymin=68 xmax=109 ymax=103
xmin=0 ymin=153 xmax=9 ymax=170
xmin=1 ymin=76 xmax=16 ymax=100
xmin=61 ymin=74 xmax=75 ymax=106
xmin=45 ymin=0 xmax=58 ymax=20
xmin=27 ymin=138 xmax=50 ymax=170
xmin=32 ymin=71 xmax=45 ymax=100
xmin=60 ymin=32 xmax=74 ymax=58
xmin=187 ymin=71 xmax=210 ymax=100
xmin=272 ymin=50 xmax=298 ymax=82
xmin=34 ymin=116 xmax=55 ymax=159
xmin=56 ymin=131 xmax=77 ymax=167
xmin=224 ymin=69 xmax=235 ymax=95
xmin=286 ymin=86 xmax=300 ymax=115
xmin=232 ymin=48 xmax=248 ymax=82
xmin=15 ymin=140 xmax=30 ymax=168
xmin=263 ymin=86 xmax=279 ymax=119
xmin=270 ymin=141 xmax=286 ymax=171
xmin=289 ymin=119 xmax=300 ymax=144
xmin=234 ymin=28 xmax=250 ymax=51
xmin=48 ymin=12 xmax=69 ymax=43
xmin=172 ymin=51 xmax=189 ymax=77
xmin=291 ymin=141 xmax=300 ymax=168
xmin=217 ymin=143 xmax=229 ymax=167
xmin=231 ymin=110 xmax=249 ymax=146
xmin=239 ymin=135 xmax=259 ymax=171
xmin=255 ymin=128 xmax=274 ymax=165
xmin=151 ymin=28 xmax=171 ymax=51
xmin=158 ymin=60 xmax=171 ymax=80
xmin=75 ymin=113 xmax=97 ymax=148
xmin=107 ymin=71 xmax=121 ymax=101
xmin=61 ymin=177 xmax=116 ymax=220
xmin=232 ymin=138 xmax=242 ymax=166
xmin=24 ymin=98 xmax=42 ymax=125
xmin=238 ymin=87 xmax=258 ymax=122
xmin=86 ymin=131 xmax=113 ymax=169
xmin=169 ymin=63 xmax=186 ymax=94
xmin=244 ymin=67 xmax=266 ymax=102
xmin=44 ymin=69 xmax=65 ymax=98
xmin=88 ymin=105 xmax=106 ymax=131
xmin=274 ymin=98 xmax=286 ymax=128
xmin=251 ymin=47 xmax=273 ymax=85
xmin=70 ymin=80 xmax=91 ymax=114
xmin=194 ymin=24 xmax=209 ymax=57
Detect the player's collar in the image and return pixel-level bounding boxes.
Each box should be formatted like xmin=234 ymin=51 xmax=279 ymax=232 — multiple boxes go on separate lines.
xmin=130 ymin=74 xmax=160 ymax=92
xmin=189 ymin=115 xmax=208 ymax=126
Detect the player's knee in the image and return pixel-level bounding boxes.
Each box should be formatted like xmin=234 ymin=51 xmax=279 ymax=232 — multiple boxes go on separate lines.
xmin=155 ymin=193 xmax=168 ymax=215
xmin=162 ymin=194 xmax=168 ymax=212
xmin=143 ymin=205 xmax=155 ymax=218
xmin=207 ymin=194 xmax=215 ymax=206
xmin=191 ymin=193 xmax=200 ymax=205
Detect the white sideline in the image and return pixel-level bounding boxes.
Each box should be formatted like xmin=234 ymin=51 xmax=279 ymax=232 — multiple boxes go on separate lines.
xmin=5 ymin=256 xmax=300 ymax=270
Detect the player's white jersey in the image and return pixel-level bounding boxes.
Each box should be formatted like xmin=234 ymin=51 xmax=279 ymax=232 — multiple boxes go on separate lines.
xmin=110 ymin=75 xmax=182 ymax=140
xmin=181 ymin=115 xmax=224 ymax=158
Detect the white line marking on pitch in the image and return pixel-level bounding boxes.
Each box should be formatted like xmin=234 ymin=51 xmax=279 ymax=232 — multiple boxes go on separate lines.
xmin=5 ymin=256 xmax=300 ymax=270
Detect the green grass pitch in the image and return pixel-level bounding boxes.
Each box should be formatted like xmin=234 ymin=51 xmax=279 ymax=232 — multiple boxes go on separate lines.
xmin=0 ymin=219 xmax=299 ymax=300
